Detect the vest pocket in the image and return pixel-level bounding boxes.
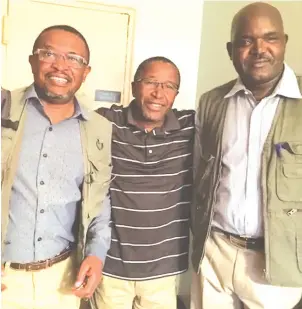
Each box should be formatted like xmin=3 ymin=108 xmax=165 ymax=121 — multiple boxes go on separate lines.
xmin=85 ymin=158 xmax=112 ymax=220
xmin=276 ymin=163 xmax=302 ymax=202
xmin=276 ymin=141 xmax=302 ymax=202
xmin=88 ymin=158 xmax=112 ymax=185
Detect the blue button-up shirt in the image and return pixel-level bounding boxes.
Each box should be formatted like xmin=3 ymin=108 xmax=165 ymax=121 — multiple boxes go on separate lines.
xmin=3 ymin=85 xmax=111 ymax=263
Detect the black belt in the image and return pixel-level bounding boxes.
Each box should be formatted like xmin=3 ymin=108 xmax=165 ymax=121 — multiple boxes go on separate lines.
xmin=212 ymin=226 xmax=264 ymax=251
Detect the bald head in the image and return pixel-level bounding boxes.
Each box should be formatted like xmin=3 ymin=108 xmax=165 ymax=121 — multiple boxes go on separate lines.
xmin=231 ymin=2 xmax=284 ymax=42
xmin=226 ymin=2 xmax=288 ymax=99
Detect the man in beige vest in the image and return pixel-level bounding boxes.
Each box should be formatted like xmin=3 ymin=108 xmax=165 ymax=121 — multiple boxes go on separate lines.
xmin=1 ymin=25 xmax=112 ymax=309
xmin=191 ymin=2 xmax=302 ymax=309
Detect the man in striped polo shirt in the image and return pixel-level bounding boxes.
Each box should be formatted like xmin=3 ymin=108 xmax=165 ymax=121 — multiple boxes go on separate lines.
xmin=92 ymin=57 xmax=194 ymax=309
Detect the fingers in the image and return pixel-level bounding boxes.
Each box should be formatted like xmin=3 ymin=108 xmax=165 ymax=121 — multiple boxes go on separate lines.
xmin=1 ymin=265 xmax=6 ymax=291
xmin=72 ymin=256 xmax=102 ymax=299
xmin=73 ymin=273 xmax=97 ymax=299
xmin=74 ymin=262 xmax=89 ymax=290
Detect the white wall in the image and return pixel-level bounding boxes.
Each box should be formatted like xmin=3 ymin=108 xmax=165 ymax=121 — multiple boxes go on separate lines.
xmin=88 ymin=0 xmax=204 ymax=111
xmin=196 ymin=1 xmax=302 ymax=101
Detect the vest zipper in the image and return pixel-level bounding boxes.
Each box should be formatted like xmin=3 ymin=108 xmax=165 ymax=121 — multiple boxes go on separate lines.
xmin=285 ymin=208 xmax=301 ymax=216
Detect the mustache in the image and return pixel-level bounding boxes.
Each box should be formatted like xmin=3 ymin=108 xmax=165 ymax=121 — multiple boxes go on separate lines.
xmin=249 ymin=53 xmax=272 ymax=61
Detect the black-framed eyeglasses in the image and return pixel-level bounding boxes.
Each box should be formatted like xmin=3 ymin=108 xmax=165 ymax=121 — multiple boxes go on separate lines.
xmin=33 ymin=48 xmax=88 ymax=69
xmin=135 ymin=78 xmax=179 ymax=93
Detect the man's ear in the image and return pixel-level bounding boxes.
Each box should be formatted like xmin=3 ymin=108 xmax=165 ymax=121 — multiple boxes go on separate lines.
xmin=284 ymin=34 xmax=289 ymax=44
xmin=82 ymin=65 xmax=91 ymax=82
xmin=29 ymin=55 xmax=36 ymax=74
xmin=226 ymin=42 xmax=233 ymax=60
xmin=131 ymin=81 xmax=136 ymax=98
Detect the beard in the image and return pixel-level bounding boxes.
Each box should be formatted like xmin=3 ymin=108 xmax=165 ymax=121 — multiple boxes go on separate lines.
xmin=34 ymin=84 xmax=74 ymax=105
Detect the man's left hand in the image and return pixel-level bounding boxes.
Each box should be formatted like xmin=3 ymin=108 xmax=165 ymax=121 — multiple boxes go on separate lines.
xmin=72 ymin=255 xmax=103 ymax=299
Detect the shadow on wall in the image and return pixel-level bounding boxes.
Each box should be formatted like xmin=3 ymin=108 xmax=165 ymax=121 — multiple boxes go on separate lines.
xmin=294 ymin=298 xmax=302 ymax=309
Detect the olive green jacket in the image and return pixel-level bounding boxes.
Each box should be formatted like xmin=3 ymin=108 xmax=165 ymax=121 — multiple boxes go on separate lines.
xmin=1 ymin=86 xmax=112 ymax=264
xmin=192 ymin=76 xmax=302 ymax=287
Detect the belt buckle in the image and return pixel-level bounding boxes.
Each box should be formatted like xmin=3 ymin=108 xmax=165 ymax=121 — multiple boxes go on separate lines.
xmin=230 ymin=235 xmax=247 ymax=249
xmin=240 ymin=234 xmax=253 ymax=249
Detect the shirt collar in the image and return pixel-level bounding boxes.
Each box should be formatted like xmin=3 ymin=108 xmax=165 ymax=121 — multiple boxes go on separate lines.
xmin=126 ymin=100 xmax=181 ymax=132
xmin=24 ymin=83 xmax=89 ymax=120
xmin=224 ymin=63 xmax=302 ymax=100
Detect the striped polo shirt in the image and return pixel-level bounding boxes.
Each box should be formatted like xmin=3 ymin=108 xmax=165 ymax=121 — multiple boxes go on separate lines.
xmin=98 ymin=102 xmax=194 ymax=280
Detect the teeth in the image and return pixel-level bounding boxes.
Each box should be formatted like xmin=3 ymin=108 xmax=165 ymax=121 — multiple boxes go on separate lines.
xmin=49 ymin=76 xmax=68 ymax=83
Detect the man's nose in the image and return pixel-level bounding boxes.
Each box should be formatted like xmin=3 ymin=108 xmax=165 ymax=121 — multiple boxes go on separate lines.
xmin=151 ymin=83 xmax=165 ymax=98
xmin=51 ymin=54 xmax=69 ymax=70
xmin=251 ymin=38 xmax=266 ymax=56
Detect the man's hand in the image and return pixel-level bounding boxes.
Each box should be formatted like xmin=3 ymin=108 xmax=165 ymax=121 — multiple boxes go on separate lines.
xmin=72 ymin=256 xmax=103 ymax=299
xmin=1 ymin=265 xmax=7 ymax=291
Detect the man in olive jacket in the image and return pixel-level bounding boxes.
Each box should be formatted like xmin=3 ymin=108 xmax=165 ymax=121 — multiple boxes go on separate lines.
xmin=191 ymin=2 xmax=302 ymax=309
xmin=1 ymin=25 xmax=112 ymax=309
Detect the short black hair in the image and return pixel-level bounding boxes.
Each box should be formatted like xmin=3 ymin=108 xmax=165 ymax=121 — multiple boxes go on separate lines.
xmin=133 ymin=56 xmax=181 ymax=86
xmin=32 ymin=25 xmax=90 ymax=63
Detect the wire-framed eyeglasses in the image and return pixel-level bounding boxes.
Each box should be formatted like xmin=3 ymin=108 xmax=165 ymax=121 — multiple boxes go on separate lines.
xmin=135 ymin=78 xmax=179 ymax=93
xmin=33 ymin=49 xmax=88 ymax=69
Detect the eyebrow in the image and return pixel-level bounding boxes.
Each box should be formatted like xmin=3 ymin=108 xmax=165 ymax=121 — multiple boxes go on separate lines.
xmin=42 ymin=44 xmax=78 ymax=55
xmin=144 ymin=76 xmax=178 ymax=83
xmin=239 ymin=31 xmax=280 ymax=39
xmin=263 ymin=31 xmax=280 ymax=37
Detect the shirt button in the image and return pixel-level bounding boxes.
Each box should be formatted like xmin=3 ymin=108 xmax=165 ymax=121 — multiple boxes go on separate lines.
xmin=49 ymin=127 xmax=53 ymax=131
xmin=40 ymin=180 xmax=45 ymax=185
xmin=37 ymin=237 xmax=42 ymax=241
xmin=43 ymin=153 xmax=47 ymax=158
xmin=40 ymin=209 xmax=45 ymax=213
xmin=148 ymin=149 xmax=153 ymax=154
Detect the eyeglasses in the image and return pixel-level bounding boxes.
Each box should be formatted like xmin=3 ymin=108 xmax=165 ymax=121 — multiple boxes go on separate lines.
xmin=135 ymin=78 xmax=179 ymax=93
xmin=33 ymin=49 xmax=88 ymax=69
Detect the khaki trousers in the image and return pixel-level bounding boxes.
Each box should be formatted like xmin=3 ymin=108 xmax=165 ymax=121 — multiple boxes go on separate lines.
xmin=92 ymin=275 xmax=177 ymax=309
xmin=1 ymin=256 xmax=80 ymax=309
xmin=191 ymin=231 xmax=302 ymax=309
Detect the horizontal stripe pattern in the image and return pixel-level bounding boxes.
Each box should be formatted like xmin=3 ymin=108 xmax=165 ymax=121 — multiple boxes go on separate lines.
xmin=97 ymin=104 xmax=194 ymax=280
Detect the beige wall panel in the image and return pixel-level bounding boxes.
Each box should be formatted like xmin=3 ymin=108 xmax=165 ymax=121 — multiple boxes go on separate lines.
xmin=2 ymin=0 xmax=135 ymax=108
xmin=197 ymin=1 xmax=302 ymax=101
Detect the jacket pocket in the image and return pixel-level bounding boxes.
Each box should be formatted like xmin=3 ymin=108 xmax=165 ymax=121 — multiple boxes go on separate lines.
xmin=85 ymin=157 xmax=112 ymax=220
xmin=88 ymin=158 xmax=112 ymax=185
xmin=276 ymin=142 xmax=302 ymax=202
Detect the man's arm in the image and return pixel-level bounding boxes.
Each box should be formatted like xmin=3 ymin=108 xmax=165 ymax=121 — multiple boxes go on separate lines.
xmin=73 ymin=194 xmax=111 ymax=299
xmin=84 ymin=194 xmax=111 ymax=262
xmin=96 ymin=104 xmax=122 ymax=122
